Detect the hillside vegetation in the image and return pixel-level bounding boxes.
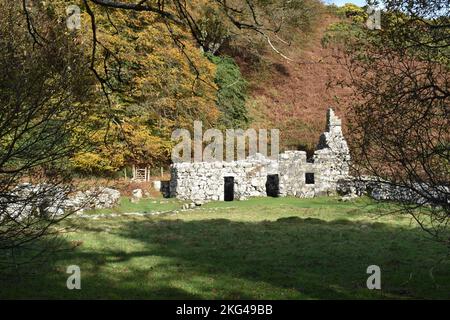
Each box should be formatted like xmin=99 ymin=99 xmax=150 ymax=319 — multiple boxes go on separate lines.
xmin=21 ymin=0 xmax=333 ymax=174
xmin=240 ymin=9 xmax=354 ymax=152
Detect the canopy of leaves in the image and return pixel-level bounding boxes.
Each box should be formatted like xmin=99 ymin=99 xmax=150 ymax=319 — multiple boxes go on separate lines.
xmin=62 ymin=2 xmax=222 ymax=173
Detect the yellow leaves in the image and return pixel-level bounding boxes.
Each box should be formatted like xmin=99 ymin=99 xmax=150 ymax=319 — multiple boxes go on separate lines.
xmin=92 ymin=10 xmax=219 ymax=130
xmin=121 ymin=121 xmax=169 ymax=166
xmin=51 ymin=1 xmax=224 ymax=172
xmin=72 ymin=149 xmax=125 ymax=174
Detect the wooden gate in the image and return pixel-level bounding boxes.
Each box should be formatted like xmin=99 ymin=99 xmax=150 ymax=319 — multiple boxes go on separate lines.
xmin=132 ymin=165 xmax=150 ymax=182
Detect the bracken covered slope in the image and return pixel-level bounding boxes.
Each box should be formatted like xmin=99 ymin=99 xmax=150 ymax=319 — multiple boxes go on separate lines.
xmin=241 ymin=13 xmax=354 ymax=153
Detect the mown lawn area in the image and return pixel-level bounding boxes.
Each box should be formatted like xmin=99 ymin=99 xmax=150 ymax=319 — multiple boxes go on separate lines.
xmin=1 ymin=197 xmax=449 ymax=299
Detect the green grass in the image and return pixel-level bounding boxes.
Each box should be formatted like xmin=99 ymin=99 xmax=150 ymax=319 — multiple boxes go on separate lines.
xmin=84 ymin=197 xmax=185 ymax=215
xmin=1 ymin=197 xmax=449 ymax=299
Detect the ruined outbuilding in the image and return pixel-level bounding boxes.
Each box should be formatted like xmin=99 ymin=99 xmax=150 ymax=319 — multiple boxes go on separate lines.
xmin=169 ymin=108 xmax=350 ymax=201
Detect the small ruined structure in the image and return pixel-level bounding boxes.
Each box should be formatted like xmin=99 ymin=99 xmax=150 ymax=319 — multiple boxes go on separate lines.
xmin=169 ymin=108 xmax=350 ymax=201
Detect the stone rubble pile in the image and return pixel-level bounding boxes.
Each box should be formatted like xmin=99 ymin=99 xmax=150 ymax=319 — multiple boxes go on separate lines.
xmin=1 ymin=184 xmax=121 ymax=220
xmin=67 ymin=187 xmax=121 ymax=211
xmin=369 ymin=182 xmax=449 ymax=205
xmin=336 ymin=177 xmax=449 ymax=206
xmin=1 ymin=183 xmax=68 ymax=221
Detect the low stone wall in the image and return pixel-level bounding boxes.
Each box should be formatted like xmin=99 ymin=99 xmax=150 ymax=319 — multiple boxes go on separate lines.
xmin=170 ymin=153 xmax=278 ymax=201
xmin=1 ymin=184 xmax=121 ymax=221
xmin=336 ymin=177 xmax=449 ymax=206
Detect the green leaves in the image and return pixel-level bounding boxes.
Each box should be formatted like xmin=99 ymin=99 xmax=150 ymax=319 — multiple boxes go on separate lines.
xmin=208 ymin=54 xmax=249 ymax=129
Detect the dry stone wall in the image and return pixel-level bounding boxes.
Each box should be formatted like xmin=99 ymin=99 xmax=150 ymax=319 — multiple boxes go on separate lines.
xmin=170 ymin=108 xmax=351 ymax=201
xmin=170 ymin=153 xmax=278 ymax=201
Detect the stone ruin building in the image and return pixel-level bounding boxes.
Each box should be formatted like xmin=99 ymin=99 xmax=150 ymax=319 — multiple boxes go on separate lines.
xmin=169 ymin=108 xmax=351 ymax=202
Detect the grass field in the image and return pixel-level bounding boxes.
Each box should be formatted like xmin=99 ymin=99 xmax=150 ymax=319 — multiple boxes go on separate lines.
xmin=1 ymin=197 xmax=449 ymax=299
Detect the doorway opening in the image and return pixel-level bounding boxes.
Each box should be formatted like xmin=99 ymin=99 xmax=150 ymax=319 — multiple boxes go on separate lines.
xmin=266 ymin=174 xmax=280 ymax=197
xmin=224 ymin=176 xmax=235 ymax=201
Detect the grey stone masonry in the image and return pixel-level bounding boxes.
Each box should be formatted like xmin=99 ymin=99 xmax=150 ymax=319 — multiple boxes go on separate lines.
xmin=169 ymin=108 xmax=351 ymax=201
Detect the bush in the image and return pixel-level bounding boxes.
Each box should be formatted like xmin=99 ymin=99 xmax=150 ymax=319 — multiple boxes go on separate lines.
xmin=336 ymin=3 xmax=367 ymax=24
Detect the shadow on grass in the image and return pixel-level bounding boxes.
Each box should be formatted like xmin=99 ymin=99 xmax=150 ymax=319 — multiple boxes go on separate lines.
xmin=1 ymin=216 xmax=449 ymax=299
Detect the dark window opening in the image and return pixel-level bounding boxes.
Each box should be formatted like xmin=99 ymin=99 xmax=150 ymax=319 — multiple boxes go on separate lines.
xmin=224 ymin=177 xmax=234 ymax=201
xmin=266 ymin=174 xmax=280 ymax=197
xmin=305 ymin=173 xmax=315 ymax=185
